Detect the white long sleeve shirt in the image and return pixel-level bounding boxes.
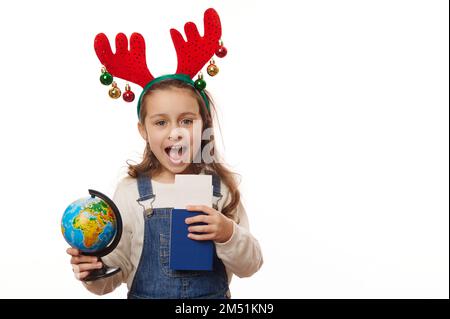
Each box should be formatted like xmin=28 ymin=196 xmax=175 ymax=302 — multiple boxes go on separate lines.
xmin=83 ymin=174 xmax=263 ymax=297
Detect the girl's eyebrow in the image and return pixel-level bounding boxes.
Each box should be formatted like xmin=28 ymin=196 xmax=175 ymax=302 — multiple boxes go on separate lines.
xmin=178 ymin=112 xmax=199 ymax=117
xmin=149 ymin=113 xmax=167 ymax=119
xmin=149 ymin=112 xmax=199 ymax=120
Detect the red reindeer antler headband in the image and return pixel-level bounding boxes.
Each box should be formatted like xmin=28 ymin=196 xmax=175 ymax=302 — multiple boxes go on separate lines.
xmin=94 ymin=8 xmax=227 ymax=119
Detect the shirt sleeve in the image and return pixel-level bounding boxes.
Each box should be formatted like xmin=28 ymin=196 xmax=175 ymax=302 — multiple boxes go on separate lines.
xmin=82 ymin=179 xmax=134 ymax=295
xmin=214 ymin=184 xmax=263 ymax=278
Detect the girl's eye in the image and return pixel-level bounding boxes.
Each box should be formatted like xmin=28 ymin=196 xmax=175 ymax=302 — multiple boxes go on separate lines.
xmin=155 ymin=120 xmax=166 ymax=126
xmin=181 ymin=119 xmax=193 ymax=126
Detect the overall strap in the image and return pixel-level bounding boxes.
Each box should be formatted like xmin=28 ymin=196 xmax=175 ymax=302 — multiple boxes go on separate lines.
xmin=211 ymin=173 xmax=223 ymax=210
xmin=212 ymin=173 xmax=222 ymax=198
xmin=136 ymin=174 xmax=155 ymax=216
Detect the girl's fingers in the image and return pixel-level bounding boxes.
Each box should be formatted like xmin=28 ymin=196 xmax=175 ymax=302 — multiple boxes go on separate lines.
xmin=66 ymin=248 xmax=80 ymax=256
xmin=71 ymin=255 xmax=99 ymax=265
xmin=68 ymin=247 xmax=102 ymax=281
xmin=188 ymin=225 xmax=214 ymax=234
xmin=186 ymin=205 xmax=215 ymax=215
xmin=187 ymin=232 xmax=215 ymax=241
xmin=185 ymin=214 xmax=210 ymax=225
xmin=73 ymin=262 xmax=103 ymax=273
xmin=76 ymin=271 xmax=90 ymax=280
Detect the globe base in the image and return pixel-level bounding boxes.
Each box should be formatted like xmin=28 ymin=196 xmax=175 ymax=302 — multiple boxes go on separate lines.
xmin=82 ymin=265 xmax=121 ymax=282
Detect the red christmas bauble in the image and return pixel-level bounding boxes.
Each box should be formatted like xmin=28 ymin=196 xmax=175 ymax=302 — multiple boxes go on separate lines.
xmin=123 ymin=90 xmax=135 ymax=102
xmin=215 ymin=46 xmax=227 ymax=58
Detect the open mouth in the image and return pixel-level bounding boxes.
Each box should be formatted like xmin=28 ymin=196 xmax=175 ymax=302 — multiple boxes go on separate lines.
xmin=164 ymin=145 xmax=189 ymax=165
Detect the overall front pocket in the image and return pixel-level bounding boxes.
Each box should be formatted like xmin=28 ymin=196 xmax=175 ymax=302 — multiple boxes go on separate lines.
xmin=159 ymin=233 xmax=202 ymax=278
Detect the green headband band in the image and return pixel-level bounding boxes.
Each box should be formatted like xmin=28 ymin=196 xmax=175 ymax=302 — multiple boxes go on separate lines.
xmin=137 ymin=74 xmax=210 ymax=120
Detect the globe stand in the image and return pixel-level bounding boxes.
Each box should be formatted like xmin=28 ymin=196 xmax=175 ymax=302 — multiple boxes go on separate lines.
xmin=83 ymin=263 xmax=121 ymax=282
xmin=79 ymin=189 xmax=123 ymax=282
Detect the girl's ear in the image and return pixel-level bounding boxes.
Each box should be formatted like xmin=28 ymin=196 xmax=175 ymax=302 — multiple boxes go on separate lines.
xmin=137 ymin=121 xmax=148 ymax=142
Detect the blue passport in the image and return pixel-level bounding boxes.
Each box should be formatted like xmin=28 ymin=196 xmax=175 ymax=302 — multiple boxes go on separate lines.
xmin=170 ymin=209 xmax=214 ymax=271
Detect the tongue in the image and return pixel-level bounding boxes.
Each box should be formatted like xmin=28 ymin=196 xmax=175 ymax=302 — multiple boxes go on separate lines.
xmin=168 ymin=148 xmax=183 ymax=164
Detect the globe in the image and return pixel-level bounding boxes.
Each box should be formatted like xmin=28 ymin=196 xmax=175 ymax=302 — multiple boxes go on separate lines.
xmin=61 ymin=189 xmax=123 ymax=281
xmin=61 ymin=195 xmax=117 ymax=253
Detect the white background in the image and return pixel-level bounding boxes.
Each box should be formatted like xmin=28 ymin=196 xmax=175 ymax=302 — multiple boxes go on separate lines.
xmin=0 ymin=0 xmax=448 ymax=298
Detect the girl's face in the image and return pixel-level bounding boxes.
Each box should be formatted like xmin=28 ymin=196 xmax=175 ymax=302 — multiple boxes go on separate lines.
xmin=138 ymin=87 xmax=203 ymax=179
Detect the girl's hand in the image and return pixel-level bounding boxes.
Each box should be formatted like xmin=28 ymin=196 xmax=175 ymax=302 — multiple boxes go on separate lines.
xmin=66 ymin=248 xmax=103 ymax=281
xmin=185 ymin=205 xmax=234 ymax=243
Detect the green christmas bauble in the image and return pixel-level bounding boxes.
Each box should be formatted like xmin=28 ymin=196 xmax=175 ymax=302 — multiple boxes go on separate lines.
xmin=194 ymin=78 xmax=206 ymax=90
xmin=100 ymin=72 xmax=113 ymax=85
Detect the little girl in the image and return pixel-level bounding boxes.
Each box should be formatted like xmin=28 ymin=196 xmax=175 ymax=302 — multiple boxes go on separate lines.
xmin=67 ymin=8 xmax=262 ymax=299
xmin=67 ymin=76 xmax=263 ymax=298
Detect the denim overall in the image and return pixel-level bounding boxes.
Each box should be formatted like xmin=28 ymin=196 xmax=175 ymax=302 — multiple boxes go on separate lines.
xmin=127 ymin=174 xmax=229 ymax=299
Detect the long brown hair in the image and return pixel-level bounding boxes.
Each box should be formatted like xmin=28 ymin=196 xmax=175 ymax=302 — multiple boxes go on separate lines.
xmin=127 ymin=79 xmax=241 ymax=220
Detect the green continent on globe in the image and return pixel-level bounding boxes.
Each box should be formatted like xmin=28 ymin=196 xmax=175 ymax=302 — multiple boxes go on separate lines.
xmin=72 ymin=200 xmax=115 ymax=248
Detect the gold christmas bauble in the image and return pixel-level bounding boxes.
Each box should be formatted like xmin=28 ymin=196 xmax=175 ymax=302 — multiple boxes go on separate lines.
xmin=207 ymin=63 xmax=219 ymax=76
xmin=109 ymin=83 xmax=121 ymax=99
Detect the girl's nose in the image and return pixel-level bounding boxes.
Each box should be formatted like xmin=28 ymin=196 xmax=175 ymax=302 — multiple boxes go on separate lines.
xmin=168 ymin=128 xmax=184 ymax=141
xmin=168 ymin=135 xmax=180 ymax=141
